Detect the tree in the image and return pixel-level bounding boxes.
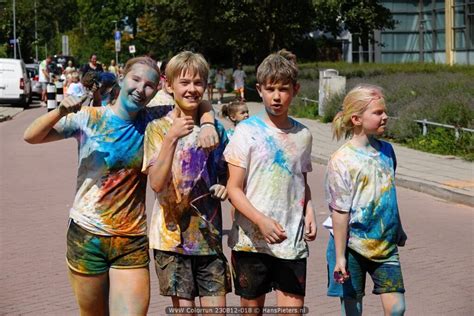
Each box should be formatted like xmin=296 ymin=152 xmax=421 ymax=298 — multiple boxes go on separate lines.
xmin=134 ymin=0 xmax=317 ymax=66
xmin=313 ymin=0 xmax=395 ymax=45
xmin=0 ymin=0 xmax=78 ymax=61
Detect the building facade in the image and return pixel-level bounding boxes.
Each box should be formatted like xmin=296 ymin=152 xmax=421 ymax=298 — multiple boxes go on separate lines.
xmin=348 ymin=0 xmax=473 ymax=65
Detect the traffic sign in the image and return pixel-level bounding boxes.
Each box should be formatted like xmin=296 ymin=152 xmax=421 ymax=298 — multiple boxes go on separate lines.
xmin=114 ymin=31 xmax=121 ymax=40
xmin=129 ymin=45 xmax=136 ymax=54
xmin=115 ymin=40 xmax=121 ymax=52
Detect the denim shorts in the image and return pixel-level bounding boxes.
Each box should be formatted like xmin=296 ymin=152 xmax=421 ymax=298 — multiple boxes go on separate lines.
xmin=232 ymin=251 xmax=307 ymax=299
xmin=154 ymin=250 xmax=232 ymax=299
xmin=326 ymin=234 xmax=405 ymax=299
xmin=66 ymin=219 xmax=149 ymax=275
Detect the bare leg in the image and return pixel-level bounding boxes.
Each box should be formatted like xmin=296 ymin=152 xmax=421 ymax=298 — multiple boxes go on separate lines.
xmin=68 ymin=269 xmax=109 ymax=316
xmin=108 ymin=267 xmax=150 ymax=316
xmin=200 ymin=295 xmax=226 ymax=316
xmin=241 ymin=294 xmax=265 ymax=316
xmin=276 ymin=290 xmax=304 ymax=316
xmin=171 ymin=296 xmax=195 ymax=316
xmin=340 ymin=297 xmax=363 ymax=316
xmin=380 ymin=293 xmax=405 ymax=316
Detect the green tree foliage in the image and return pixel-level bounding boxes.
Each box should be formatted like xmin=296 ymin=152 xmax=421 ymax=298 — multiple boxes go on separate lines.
xmin=313 ymin=0 xmax=395 ymax=42
xmin=0 ymin=0 xmax=78 ymax=62
xmin=1 ymin=0 xmax=339 ymax=65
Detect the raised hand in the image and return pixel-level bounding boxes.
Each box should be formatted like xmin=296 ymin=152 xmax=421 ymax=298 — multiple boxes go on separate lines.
xmin=57 ymin=96 xmax=83 ymax=116
xmin=197 ymin=124 xmax=219 ymax=150
xmin=167 ymin=107 xmax=195 ymax=140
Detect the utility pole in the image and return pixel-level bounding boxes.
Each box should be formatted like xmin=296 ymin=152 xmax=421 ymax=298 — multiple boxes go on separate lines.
xmin=35 ymin=0 xmax=38 ymax=62
xmin=13 ymin=0 xmax=17 ymax=59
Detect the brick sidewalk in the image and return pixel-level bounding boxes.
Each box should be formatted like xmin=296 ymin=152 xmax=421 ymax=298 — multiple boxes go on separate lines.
xmin=1 ymin=107 xmax=473 ymax=315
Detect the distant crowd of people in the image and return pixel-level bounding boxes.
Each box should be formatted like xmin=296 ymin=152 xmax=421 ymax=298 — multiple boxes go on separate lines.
xmin=39 ymin=53 xmax=124 ymax=109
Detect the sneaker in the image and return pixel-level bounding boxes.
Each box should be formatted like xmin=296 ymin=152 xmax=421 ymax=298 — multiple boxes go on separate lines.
xmin=217 ymin=100 xmax=222 ymax=105
xmin=40 ymin=101 xmax=47 ymax=107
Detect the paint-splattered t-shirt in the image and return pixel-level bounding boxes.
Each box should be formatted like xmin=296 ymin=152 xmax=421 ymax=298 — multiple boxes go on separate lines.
xmin=143 ymin=113 xmax=228 ymax=255
xmin=226 ymin=127 xmax=234 ymax=139
xmin=56 ymin=105 xmax=171 ymax=236
xmin=324 ymin=141 xmax=401 ymax=262
xmin=224 ymin=114 xmax=313 ymax=259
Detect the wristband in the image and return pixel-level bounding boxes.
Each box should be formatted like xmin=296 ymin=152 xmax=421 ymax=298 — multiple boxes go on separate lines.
xmin=200 ymin=122 xmax=216 ymax=128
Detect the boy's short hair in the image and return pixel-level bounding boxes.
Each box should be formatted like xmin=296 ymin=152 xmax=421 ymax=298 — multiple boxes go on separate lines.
xmin=256 ymin=49 xmax=298 ymax=86
xmin=165 ymin=51 xmax=209 ymax=86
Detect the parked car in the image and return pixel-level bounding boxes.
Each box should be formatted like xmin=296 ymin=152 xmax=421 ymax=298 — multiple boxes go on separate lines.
xmin=26 ymin=63 xmax=43 ymax=99
xmin=0 ymin=58 xmax=32 ymax=108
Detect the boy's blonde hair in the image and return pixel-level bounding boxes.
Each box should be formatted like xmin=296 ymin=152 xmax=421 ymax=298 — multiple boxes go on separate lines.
xmin=256 ymin=49 xmax=298 ymax=85
xmin=165 ymin=51 xmax=209 ymax=86
xmin=332 ymin=84 xmax=386 ymax=141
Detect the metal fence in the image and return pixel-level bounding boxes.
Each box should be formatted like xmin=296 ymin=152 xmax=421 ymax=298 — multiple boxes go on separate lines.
xmin=296 ymin=96 xmax=474 ymax=139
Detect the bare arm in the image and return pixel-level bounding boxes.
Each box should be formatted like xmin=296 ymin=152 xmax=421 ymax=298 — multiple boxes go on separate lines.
xmin=23 ymin=96 xmax=82 ymax=144
xmin=332 ymin=207 xmax=350 ymax=282
xmin=227 ymin=163 xmax=287 ymax=244
xmin=197 ymin=100 xmax=219 ymax=149
xmin=303 ymin=173 xmax=317 ymax=241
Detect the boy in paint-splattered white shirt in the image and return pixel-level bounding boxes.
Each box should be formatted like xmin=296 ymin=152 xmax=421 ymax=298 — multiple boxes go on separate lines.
xmin=225 ymin=49 xmax=317 ymax=309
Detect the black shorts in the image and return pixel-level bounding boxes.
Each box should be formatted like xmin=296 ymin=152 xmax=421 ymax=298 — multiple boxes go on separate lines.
xmin=231 ymin=251 xmax=307 ymax=299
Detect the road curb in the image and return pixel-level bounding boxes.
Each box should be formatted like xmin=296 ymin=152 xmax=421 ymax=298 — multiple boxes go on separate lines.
xmin=0 ymin=115 xmax=12 ymax=122
xmin=0 ymin=107 xmax=24 ymax=123
xmin=311 ymin=154 xmax=474 ymax=208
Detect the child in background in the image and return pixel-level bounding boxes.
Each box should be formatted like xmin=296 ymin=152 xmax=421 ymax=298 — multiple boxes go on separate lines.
xmin=66 ymin=71 xmax=85 ymax=98
xmin=324 ymin=84 xmax=407 ymax=316
xmin=221 ymin=100 xmax=249 ymax=138
xmin=215 ymin=68 xmax=226 ymax=105
xmin=232 ymin=63 xmax=246 ymax=101
xmin=207 ymin=64 xmax=216 ymax=103
xmin=225 ymin=49 xmax=317 ymax=312
xmin=143 ymin=51 xmax=231 ymax=310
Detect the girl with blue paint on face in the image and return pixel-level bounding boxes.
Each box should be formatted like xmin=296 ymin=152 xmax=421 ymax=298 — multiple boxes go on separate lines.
xmin=23 ymin=56 xmax=219 ymax=316
xmin=324 ymin=84 xmax=407 ymax=316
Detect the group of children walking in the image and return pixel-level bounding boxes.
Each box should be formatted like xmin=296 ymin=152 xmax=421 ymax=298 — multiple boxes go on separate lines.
xmin=24 ymin=48 xmax=406 ymax=316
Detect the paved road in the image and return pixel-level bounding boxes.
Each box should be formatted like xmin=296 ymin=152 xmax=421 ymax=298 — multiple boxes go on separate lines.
xmin=1 ymin=107 xmax=473 ymax=315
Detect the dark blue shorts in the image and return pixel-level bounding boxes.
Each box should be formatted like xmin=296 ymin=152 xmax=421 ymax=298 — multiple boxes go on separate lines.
xmin=326 ymin=234 xmax=405 ymax=299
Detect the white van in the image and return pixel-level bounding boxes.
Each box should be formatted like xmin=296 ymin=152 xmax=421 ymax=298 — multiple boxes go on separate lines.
xmin=0 ymin=58 xmax=32 ymax=107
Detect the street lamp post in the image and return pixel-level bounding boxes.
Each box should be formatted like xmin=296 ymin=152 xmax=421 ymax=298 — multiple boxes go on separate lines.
xmin=13 ymin=0 xmax=17 ymax=59
xmin=35 ymin=0 xmax=38 ymax=62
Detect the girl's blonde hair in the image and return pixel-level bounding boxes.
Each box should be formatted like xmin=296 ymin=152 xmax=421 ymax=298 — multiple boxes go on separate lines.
xmin=332 ymin=84 xmax=386 ymax=141
xmin=221 ymin=100 xmax=246 ymax=120
xmin=165 ymin=51 xmax=209 ymax=86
